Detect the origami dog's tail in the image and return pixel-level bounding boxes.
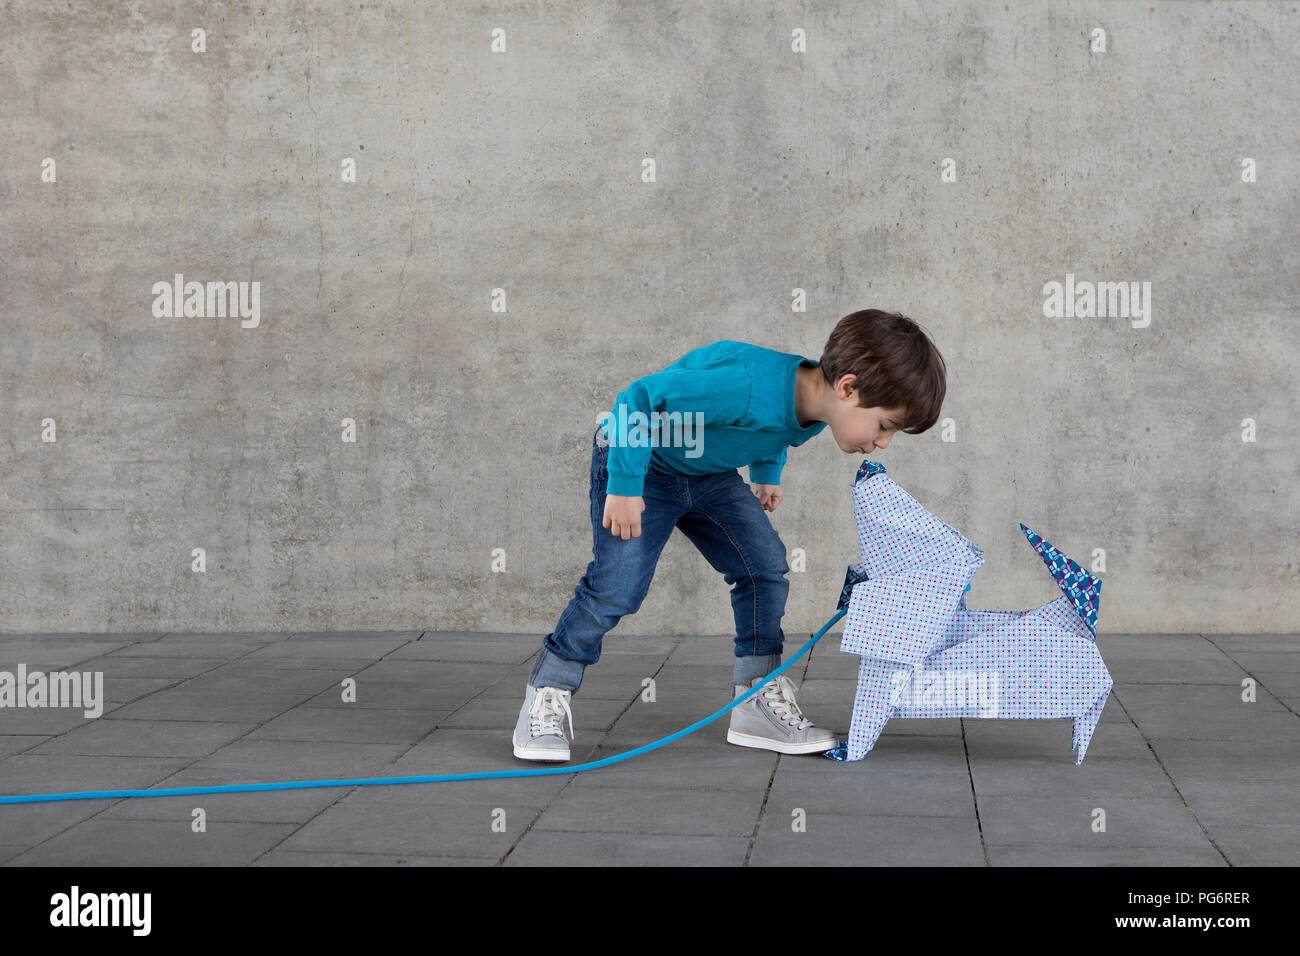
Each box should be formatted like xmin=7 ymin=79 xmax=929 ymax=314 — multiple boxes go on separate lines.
xmin=1020 ymin=524 xmax=1102 ymax=638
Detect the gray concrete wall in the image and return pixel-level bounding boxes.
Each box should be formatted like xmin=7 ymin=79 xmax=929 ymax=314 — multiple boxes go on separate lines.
xmin=2 ymin=1 xmax=1297 ymax=636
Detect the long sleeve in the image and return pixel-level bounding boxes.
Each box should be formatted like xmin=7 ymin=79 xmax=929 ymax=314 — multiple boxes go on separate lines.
xmin=603 ymin=360 xmax=753 ymax=497
xmin=748 ymin=447 xmax=787 ymax=485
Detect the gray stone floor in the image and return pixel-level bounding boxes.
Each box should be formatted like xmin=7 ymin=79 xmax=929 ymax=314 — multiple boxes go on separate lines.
xmin=0 ymin=630 xmax=1295 ymax=866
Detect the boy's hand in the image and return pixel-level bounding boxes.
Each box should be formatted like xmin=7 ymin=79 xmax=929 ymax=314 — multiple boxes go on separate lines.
xmin=603 ymin=494 xmax=645 ymax=539
xmin=753 ymin=483 xmax=783 ymax=512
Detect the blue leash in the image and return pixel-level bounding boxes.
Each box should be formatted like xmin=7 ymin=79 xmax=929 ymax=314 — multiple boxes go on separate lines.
xmin=0 ymin=608 xmax=848 ymax=805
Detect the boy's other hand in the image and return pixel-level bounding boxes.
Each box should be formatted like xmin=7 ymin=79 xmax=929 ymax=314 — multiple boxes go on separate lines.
xmin=753 ymin=483 xmax=783 ymax=512
xmin=603 ymin=494 xmax=645 ymax=539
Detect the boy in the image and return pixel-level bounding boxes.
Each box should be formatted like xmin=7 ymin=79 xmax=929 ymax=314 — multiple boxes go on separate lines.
xmin=512 ymin=309 xmax=947 ymax=761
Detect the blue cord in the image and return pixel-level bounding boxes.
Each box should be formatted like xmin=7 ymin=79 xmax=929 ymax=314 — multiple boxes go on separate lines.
xmin=0 ymin=608 xmax=848 ymax=805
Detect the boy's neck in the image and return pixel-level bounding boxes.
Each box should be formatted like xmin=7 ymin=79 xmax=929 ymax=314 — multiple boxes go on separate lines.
xmin=794 ymin=363 xmax=830 ymax=428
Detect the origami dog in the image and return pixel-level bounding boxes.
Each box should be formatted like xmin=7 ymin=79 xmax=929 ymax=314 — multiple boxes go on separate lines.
xmin=824 ymin=460 xmax=1110 ymax=765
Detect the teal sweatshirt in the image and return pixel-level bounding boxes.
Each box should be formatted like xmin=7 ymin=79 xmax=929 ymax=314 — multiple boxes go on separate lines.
xmin=600 ymin=340 xmax=828 ymax=497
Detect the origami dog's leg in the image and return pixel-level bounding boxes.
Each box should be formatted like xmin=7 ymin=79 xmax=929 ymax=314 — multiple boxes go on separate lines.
xmin=1071 ymin=682 xmax=1113 ymax=764
xmin=845 ymin=656 xmax=916 ymax=760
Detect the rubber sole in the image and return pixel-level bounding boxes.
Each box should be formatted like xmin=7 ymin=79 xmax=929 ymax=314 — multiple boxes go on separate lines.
xmin=512 ymin=743 xmax=571 ymax=762
xmin=726 ymin=728 xmax=837 ymax=755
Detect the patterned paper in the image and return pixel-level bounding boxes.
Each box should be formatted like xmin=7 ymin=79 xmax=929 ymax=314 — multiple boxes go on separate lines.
xmin=825 ymin=460 xmax=1111 ymax=765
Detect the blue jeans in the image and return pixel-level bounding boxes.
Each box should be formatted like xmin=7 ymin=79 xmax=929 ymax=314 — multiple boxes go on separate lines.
xmin=528 ymin=426 xmax=789 ymax=694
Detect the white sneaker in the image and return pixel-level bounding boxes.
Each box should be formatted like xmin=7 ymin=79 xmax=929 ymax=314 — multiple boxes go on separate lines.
xmin=512 ymin=683 xmax=573 ymax=761
xmin=727 ymin=675 xmax=838 ymax=755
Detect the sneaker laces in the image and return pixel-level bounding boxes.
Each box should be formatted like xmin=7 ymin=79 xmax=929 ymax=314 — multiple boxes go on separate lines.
xmin=529 ymin=686 xmax=574 ymax=742
xmin=758 ymin=675 xmax=813 ymax=731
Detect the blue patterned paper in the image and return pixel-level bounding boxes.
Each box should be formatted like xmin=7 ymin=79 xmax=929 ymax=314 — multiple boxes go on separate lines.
xmin=826 ymin=461 xmax=1112 ymax=765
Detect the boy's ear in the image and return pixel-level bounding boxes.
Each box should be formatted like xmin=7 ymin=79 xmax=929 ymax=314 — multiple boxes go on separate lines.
xmin=836 ymin=374 xmax=859 ymax=400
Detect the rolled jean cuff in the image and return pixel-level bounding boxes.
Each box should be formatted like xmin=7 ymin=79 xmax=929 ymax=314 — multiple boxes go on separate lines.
xmin=529 ymin=647 xmax=586 ymax=694
xmin=733 ymin=653 xmax=782 ymax=687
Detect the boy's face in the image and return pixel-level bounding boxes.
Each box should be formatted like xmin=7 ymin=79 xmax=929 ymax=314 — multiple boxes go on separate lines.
xmin=829 ymin=374 xmax=905 ymax=455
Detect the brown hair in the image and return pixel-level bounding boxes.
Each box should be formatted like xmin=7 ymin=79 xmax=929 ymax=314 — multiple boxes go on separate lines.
xmin=817 ymin=309 xmax=947 ymax=433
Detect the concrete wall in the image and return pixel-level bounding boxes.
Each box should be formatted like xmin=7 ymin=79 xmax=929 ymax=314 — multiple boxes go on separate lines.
xmin=2 ymin=1 xmax=1297 ymax=636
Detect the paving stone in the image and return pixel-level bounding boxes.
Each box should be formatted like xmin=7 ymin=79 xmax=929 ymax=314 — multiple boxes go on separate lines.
xmin=171 ymin=664 xmax=358 ymax=697
xmin=1170 ymin=778 xmax=1300 ymax=827
xmin=530 ymin=785 xmax=765 ymax=837
xmin=73 ymin=656 xmax=228 ymax=679
xmin=5 ymin=819 xmax=299 ymax=866
xmin=600 ymin=708 xmax=734 ymax=750
xmin=0 ymin=639 xmax=138 ymax=668
xmin=1243 ymin=672 xmax=1300 ymax=696
xmin=0 ymin=846 xmax=29 ymax=864
xmin=567 ymin=743 xmax=778 ymax=791
xmin=1207 ymin=635 xmax=1300 ymax=653
xmin=478 ymin=672 xmax=641 ymax=702
xmin=649 ymin=664 xmax=738 ymax=687
xmin=0 ymin=754 xmax=190 ymax=797
xmin=768 ymin=767 xmax=977 ymax=817
xmin=600 ymin=636 xmax=683 ymax=656
xmin=970 ymin=755 xmax=1180 ymax=799
xmin=0 ymin=633 xmax=164 ymax=644
xmin=749 ymin=814 xmax=984 ymax=865
xmin=1206 ymin=824 xmax=1300 ymax=866
xmin=0 ymin=800 xmax=118 ymax=846
xmin=802 ymin=653 xmax=864 ymax=680
xmin=1216 ymin=651 xmax=1300 ymax=674
xmin=247 ymin=705 xmax=443 ymax=745
xmin=252 ymin=850 xmax=497 ymax=866
xmin=277 ymin=801 xmax=538 ymax=857
xmin=504 ymin=830 xmax=749 ymax=866
xmin=1114 ymin=683 xmax=1298 ymax=740
xmin=976 ymin=795 xmax=1210 ymax=848
xmin=986 ymin=844 xmax=1228 ymax=866
xmin=1108 ymin=658 xmax=1252 ymax=683
xmin=102 ymin=677 xmax=183 ymax=704
xmin=0 ymin=735 xmax=48 ymax=759
xmin=385 ymin=641 xmax=541 ymax=664
xmin=0 ymin=707 xmax=119 ymax=734
xmin=27 ymin=718 xmax=255 ymax=758
xmin=1148 ymin=738 xmax=1300 ymax=782
xmin=187 ymin=739 xmax=409 ymax=780
xmin=241 ymin=637 xmax=414 ymax=661
xmin=98 ymin=765 xmax=355 ymax=824
xmin=335 ymin=772 xmax=570 ymax=806
xmin=1096 ymin=635 xmax=1231 ymax=661
xmin=793 ymin=733 xmax=970 ymax=774
xmin=108 ymin=690 xmax=313 ymax=722
xmin=107 ymin=637 xmax=282 ymax=658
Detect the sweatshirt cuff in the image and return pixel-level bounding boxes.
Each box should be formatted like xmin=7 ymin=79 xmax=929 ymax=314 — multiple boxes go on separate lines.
xmin=748 ymin=464 xmax=783 ymax=485
xmin=605 ymin=473 xmax=646 ymax=497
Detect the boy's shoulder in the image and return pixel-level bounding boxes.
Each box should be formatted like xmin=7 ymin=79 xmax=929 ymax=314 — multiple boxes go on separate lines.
xmin=676 ymin=339 xmax=796 ymax=367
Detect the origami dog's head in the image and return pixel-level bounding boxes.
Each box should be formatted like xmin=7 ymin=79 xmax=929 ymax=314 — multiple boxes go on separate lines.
xmin=850 ymin=460 xmax=984 ymax=582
